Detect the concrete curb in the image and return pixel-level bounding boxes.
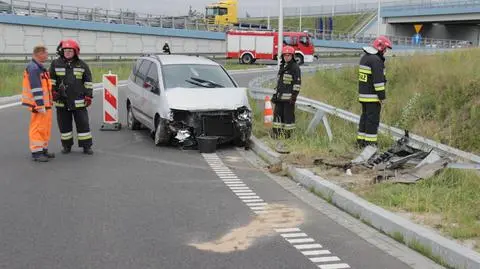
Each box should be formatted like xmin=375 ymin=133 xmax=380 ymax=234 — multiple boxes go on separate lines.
xmin=249 ymin=135 xmax=480 ymax=269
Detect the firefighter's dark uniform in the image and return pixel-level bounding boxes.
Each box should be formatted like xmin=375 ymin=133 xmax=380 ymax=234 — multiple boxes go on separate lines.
xmin=357 ymin=48 xmax=386 ymax=146
xmin=49 ymin=57 xmax=94 ymax=151
xmin=163 ymin=43 xmax=171 ymax=54
xmin=272 ymin=59 xmax=301 ymax=138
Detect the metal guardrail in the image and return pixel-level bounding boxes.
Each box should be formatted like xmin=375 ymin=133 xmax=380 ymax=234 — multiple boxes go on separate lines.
xmin=247 ymin=65 xmax=480 ymax=165
xmin=0 ymin=52 xmax=226 ymax=61
xmin=306 ymin=31 xmax=471 ymax=49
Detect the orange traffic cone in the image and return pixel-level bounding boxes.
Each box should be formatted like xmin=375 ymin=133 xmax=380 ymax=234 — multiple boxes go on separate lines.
xmin=264 ymin=96 xmax=273 ymax=127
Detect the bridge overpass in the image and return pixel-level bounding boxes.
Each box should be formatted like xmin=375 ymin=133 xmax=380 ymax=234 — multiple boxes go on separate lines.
xmin=366 ymin=0 xmax=480 ymax=46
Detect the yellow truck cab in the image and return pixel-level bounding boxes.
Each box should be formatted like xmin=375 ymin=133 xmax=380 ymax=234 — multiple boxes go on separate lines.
xmin=205 ymin=0 xmax=238 ymax=30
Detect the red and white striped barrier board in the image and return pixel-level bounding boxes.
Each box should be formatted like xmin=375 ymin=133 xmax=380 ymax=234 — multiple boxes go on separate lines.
xmin=100 ymin=71 xmax=122 ymax=131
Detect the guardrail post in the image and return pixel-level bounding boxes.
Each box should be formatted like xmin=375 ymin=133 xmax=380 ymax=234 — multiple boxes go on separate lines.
xmin=306 ymin=110 xmax=333 ymax=141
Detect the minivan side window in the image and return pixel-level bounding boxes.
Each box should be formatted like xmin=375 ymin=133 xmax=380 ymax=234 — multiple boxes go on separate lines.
xmin=135 ymin=60 xmax=152 ymax=87
xmin=145 ymin=63 xmax=159 ymax=93
xmin=129 ymin=59 xmax=144 ymax=81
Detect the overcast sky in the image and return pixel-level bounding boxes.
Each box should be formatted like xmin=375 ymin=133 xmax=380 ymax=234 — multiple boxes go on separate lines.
xmin=40 ymin=0 xmax=387 ymax=17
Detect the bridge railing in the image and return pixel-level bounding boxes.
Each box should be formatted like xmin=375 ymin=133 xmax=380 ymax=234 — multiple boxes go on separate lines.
xmin=382 ymin=0 xmax=480 ymax=11
xmin=300 ymin=29 xmax=471 ymax=49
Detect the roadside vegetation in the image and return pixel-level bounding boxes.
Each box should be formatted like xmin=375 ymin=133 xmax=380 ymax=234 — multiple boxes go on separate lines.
xmin=0 ymin=59 xmax=265 ymax=97
xmin=249 ymin=48 xmax=480 ymax=253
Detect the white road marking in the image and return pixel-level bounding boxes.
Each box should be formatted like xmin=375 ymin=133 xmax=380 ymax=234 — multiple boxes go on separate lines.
xmin=310 ymin=256 xmax=341 ymax=263
xmin=281 ymin=233 xmax=309 ymax=238
xmin=241 ymin=199 xmax=264 ymax=203
xmin=318 ymin=264 xmax=351 ymax=269
xmin=246 ymin=202 xmax=268 ymax=207
xmin=302 ymin=250 xmax=331 ymax=256
xmin=295 ymin=244 xmax=324 ymax=250
xmin=229 ymin=187 xmax=250 ymax=190
xmin=202 ymin=153 xmax=352 ymax=269
xmin=287 ymin=238 xmax=316 ymax=244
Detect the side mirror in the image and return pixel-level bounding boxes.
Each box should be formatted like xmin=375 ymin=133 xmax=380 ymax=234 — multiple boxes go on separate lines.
xmin=151 ymin=87 xmax=160 ymax=95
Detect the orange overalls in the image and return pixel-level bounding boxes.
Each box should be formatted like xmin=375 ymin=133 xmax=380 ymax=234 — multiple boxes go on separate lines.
xmin=21 ymin=60 xmax=53 ymax=155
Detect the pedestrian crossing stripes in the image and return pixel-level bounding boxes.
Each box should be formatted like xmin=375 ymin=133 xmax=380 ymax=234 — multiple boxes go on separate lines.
xmin=202 ymin=153 xmax=351 ymax=269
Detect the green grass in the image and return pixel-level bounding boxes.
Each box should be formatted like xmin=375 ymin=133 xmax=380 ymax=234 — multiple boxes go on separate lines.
xmin=356 ymin=169 xmax=480 ymax=253
xmin=242 ymin=13 xmax=366 ymax=33
xmin=0 ymin=60 xmax=265 ymax=97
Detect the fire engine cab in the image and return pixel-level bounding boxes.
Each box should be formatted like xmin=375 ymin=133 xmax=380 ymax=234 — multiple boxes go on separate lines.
xmin=226 ymin=30 xmax=315 ymax=65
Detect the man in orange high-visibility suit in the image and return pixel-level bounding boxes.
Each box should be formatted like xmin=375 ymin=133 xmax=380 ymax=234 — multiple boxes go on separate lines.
xmin=21 ymin=45 xmax=55 ymax=162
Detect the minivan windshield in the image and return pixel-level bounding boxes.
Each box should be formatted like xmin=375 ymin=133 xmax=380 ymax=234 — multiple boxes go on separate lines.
xmin=162 ymin=64 xmax=237 ymax=89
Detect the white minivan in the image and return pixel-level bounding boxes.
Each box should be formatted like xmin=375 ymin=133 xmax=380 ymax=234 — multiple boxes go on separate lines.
xmin=125 ymin=54 xmax=253 ymax=149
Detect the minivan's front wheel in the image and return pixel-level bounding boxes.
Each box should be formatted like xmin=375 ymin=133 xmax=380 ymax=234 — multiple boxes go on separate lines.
xmin=127 ymin=104 xmax=141 ymax=130
xmin=154 ymin=117 xmax=170 ymax=146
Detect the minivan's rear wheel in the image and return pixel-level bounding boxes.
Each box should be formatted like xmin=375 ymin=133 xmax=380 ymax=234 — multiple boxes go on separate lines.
xmin=127 ymin=104 xmax=141 ymax=130
xmin=154 ymin=117 xmax=170 ymax=146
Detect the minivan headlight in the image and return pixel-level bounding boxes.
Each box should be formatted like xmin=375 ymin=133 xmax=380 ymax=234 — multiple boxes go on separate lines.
xmin=237 ymin=107 xmax=251 ymax=121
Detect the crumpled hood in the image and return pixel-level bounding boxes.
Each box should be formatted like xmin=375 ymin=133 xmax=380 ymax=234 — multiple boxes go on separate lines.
xmin=165 ymin=87 xmax=251 ymax=111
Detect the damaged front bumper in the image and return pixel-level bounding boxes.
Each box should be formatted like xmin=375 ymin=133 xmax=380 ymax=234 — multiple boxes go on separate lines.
xmin=167 ymin=107 xmax=252 ymax=147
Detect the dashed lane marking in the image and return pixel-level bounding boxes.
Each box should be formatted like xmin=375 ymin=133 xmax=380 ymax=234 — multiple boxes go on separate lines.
xmin=202 ymin=153 xmax=351 ymax=269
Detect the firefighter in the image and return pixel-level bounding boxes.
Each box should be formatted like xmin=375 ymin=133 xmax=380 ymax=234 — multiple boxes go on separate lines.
xmin=163 ymin=42 xmax=171 ymax=54
xmin=357 ymin=35 xmax=392 ymax=148
xmin=50 ymin=39 xmax=94 ymax=155
xmin=271 ymin=45 xmax=301 ymax=139
xmin=21 ymin=44 xmax=54 ymax=162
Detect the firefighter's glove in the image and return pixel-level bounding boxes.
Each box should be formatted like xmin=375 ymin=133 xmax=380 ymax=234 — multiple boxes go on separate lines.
xmin=52 ymin=90 xmax=59 ymax=101
xmin=84 ymin=96 xmax=92 ymax=107
xmin=289 ymin=95 xmax=297 ymax=105
xmin=271 ymin=93 xmax=278 ymax=104
xmin=57 ymin=84 xmax=68 ymax=100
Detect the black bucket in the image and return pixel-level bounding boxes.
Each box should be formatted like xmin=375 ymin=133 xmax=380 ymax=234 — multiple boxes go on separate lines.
xmin=197 ymin=136 xmax=218 ymax=153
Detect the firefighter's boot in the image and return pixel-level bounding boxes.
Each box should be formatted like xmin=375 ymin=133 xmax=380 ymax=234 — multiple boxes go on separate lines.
xmin=43 ymin=149 xmax=55 ymax=159
xmin=83 ymin=147 xmax=93 ymax=155
xmin=32 ymin=152 xmax=49 ymax=162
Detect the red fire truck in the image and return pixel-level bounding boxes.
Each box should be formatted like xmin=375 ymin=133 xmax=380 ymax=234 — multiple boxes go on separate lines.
xmin=226 ymin=29 xmax=315 ymax=65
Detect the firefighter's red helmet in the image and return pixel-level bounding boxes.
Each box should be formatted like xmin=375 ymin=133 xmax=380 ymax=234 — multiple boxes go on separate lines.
xmin=372 ymin=36 xmax=392 ymax=52
xmin=61 ymin=39 xmax=80 ymax=55
xmin=282 ymin=45 xmax=295 ymax=55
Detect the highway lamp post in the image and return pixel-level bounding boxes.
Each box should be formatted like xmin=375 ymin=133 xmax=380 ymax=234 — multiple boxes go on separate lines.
xmin=277 ymin=0 xmax=283 ymax=68
xmin=377 ymin=0 xmax=382 ymax=36
xmin=299 ymin=6 xmax=302 ymax=32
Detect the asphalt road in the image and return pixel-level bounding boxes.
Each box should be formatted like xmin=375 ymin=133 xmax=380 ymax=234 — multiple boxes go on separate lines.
xmin=0 ymin=67 xmax=443 ymax=269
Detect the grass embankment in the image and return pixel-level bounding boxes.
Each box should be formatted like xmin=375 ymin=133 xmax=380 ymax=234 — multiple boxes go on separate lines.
xmin=243 ymin=13 xmax=365 ymax=33
xmin=250 ymin=48 xmax=480 ymax=253
xmin=0 ymin=59 xmax=264 ymax=97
